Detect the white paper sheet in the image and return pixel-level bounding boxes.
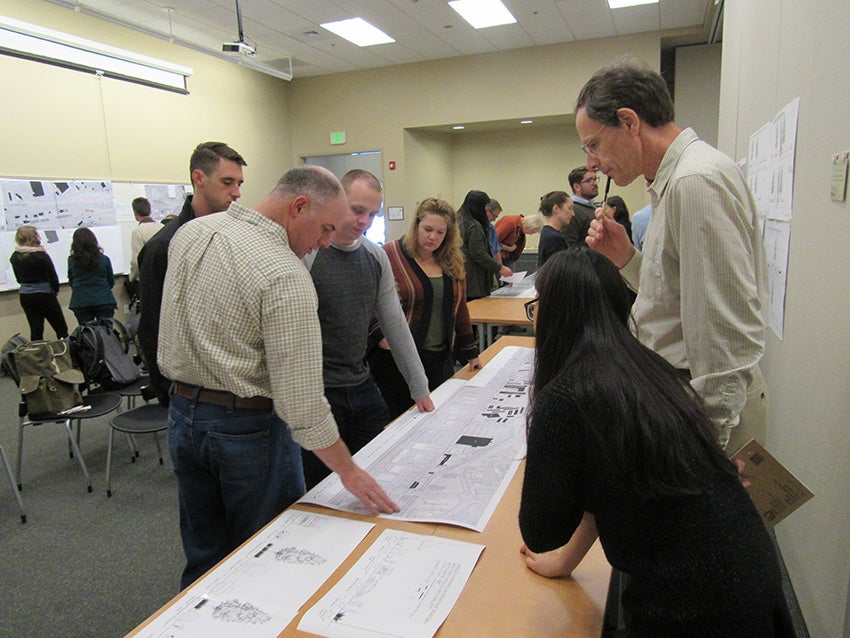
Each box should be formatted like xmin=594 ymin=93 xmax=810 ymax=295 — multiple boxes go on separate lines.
xmin=299 ymin=346 xmax=532 ymax=531
xmin=134 ymin=511 xmax=374 ymax=638
xmin=747 ymin=97 xmax=799 ymax=340
xmin=298 ymin=529 xmax=484 ymax=638
xmin=499 ymin=270 xmax=526 ymax=284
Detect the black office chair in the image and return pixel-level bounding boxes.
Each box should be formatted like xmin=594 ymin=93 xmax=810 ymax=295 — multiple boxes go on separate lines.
xmin=16 ymin=391 xmax=122 ymax=494
xmin=105 ymin=403 xmax=169 ymax=497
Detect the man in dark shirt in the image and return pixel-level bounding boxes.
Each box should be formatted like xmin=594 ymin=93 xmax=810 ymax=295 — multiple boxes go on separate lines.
xmin=137 ymin=141 xmax=246 ymax=405
xmin=560 ymin=165 xmax=599 ymax=247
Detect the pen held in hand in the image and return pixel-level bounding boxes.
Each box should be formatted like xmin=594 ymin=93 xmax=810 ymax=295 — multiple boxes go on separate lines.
xmin=601 ymin=176 xmax=612 ymax=216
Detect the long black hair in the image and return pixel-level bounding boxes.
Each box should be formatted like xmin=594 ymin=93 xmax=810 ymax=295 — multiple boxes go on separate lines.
xmin=605 ymin=195 xmax=632 ymax=241
xmin=69 ymin=227 xmax=103 ymax=271
xmin=457 ymin=190 xmax=490 ymax=237
xmin=530 ymin=248 xmax=736 ymax=498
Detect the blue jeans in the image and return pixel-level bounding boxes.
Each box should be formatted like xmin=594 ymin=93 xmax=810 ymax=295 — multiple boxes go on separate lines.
xmin=168 ymin=394 xmax=304 ymax=589
xmin=301 ymin=378 xmax=390 ymax=490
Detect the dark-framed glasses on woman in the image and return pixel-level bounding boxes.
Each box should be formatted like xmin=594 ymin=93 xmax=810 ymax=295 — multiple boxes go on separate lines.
xmin=524 ymin=298 xmax=538 ymax=322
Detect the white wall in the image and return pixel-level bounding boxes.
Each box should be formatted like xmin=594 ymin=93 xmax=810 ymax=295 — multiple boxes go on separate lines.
xmin=719 ymin=2 xmax=850 ymax=635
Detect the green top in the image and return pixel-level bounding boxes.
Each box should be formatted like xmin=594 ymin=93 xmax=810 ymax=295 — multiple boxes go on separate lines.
xmin=423 ymin=275 xmax=447 ymax=351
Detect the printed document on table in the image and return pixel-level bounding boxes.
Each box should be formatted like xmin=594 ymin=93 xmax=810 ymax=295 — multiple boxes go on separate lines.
xmin=134 ymin=511 xmax=373 ymax=638
xmin=300 ymin=345 xmax=533 ymax=531
xmin=491 ymin=271 xmax=537 ymax=298
xmin=298 ymin=529 xmax=485 ymax=638
xmin=499 ymin=270 xmax=526 ymax=285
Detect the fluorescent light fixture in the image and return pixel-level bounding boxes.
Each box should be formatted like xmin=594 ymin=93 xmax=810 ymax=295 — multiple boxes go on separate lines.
xmin=0 ymin=14 xmax=192 ymax=93
xmin=449 ymin=0 xmax=517 ymax=29
xmin=520 ymin=119 xmax=533 ymax=124
xmin=320 ymin=17 xmax=395 ymax=47
xmin=607 ymin=0 xmax=658 ymax=8
xmin=453 ymin=125 xmax=465 ymax=130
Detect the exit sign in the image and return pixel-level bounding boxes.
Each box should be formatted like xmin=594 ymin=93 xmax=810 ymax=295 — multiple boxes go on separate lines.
xmin=330 ymin=131 xmax=346 ymax=145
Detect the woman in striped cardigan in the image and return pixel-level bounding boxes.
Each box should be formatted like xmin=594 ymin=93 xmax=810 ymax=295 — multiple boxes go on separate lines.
xmin=368 ymin=197 xmax=482 ymax=420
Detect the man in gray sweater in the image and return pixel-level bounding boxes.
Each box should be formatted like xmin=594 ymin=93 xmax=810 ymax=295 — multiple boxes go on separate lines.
xmin=302 ymin=169 xmax=434 ymax=489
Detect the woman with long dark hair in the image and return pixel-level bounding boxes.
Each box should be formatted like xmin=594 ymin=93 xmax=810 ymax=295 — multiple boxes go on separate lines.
xmin=602 ymin=194 xmax=633 ymax=242
xmin=457 ymin=189 xmax=511 ymax=300
xmin=536 ymin=190 xmax=573 ymax=268
xmin=67 ymin=227 xmax=117 ymax=324
xmin=9 ymin=225 xmax=68 ymax=340
xmin=519 ymin=248 xmax=787 ymax=635
xmin=368 ymin=197 xmax=482 ymax=419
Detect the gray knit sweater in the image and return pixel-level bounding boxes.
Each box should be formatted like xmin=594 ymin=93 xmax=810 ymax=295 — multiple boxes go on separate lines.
xmin=304 ymin=237 xmax=428 ymax=399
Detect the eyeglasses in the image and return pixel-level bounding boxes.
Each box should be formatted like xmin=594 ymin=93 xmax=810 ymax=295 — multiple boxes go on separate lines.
xmin=580 ymin=123 xmax=607 ymax=158
xmin=524 ymin=298 xmax=538 ymax=322
xmin=581 ymin=176 xmax=599 ymax=184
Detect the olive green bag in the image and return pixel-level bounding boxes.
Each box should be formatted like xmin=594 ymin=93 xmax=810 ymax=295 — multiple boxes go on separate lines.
xmin=7 ymin=340 xmax=85 ymax=418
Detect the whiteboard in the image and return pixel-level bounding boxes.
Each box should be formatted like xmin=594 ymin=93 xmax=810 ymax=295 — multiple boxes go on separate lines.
xmin=0 ymin=176 xmax=190 ymax=291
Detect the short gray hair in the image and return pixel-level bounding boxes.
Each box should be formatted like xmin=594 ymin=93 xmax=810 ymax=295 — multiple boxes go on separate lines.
xmin=274 ymin=166 xmax=343 ymax=208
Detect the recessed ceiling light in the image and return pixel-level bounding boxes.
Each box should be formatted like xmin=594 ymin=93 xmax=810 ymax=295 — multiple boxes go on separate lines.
xmin=448 ymin=0 xmax=517 ymax=29
xmin=320 ymin=17 xmax=395 ymax=47
xmin=520 ymin=119 xmax=533 ymax=124
xmin=607 ymin=0 xmax=658 ymax=8
xmin=453 ymin=125 xmax=465 ymax=130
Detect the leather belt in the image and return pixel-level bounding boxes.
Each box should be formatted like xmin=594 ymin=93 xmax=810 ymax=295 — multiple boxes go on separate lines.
xmin=173 ymin=382 xmax=273 ymax=410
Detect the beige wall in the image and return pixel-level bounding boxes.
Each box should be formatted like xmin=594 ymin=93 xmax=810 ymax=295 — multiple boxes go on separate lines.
xmin=719 ymin=1 xmax=850 ymax=635
xmin=447 ymin=124 xmax=647 ymax=252
xmin=0 ymin=0 xmax=292 ymax=338
xmin=675 ymin=43 xmax=721 ymax=147
xmin=289 ymin=34 xmax=660 ymax=242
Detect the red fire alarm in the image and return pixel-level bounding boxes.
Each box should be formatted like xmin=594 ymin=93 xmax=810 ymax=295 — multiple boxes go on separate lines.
xmin=388 ymin=161 xmax=397 ymax=171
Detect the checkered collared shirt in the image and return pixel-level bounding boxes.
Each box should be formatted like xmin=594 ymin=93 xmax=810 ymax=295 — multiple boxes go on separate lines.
xmin=159 ymin=202 xmax=338 ymax=450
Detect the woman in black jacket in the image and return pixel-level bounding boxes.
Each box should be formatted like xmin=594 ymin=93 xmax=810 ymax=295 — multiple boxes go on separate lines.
xmin=9 ymin=225 xmax=68 ymax=341
xmin=519 ymin=248 xmax=788 ymax=636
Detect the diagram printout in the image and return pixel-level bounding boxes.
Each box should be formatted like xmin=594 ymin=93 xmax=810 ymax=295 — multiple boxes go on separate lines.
xmin=1 ymin=178 xmax=115 ymax=229
xmin=298 ymin=529 xmax=485 ymax=638
xmin=134 ymin=511 xmax=374 ymax=638
xmin=300 ymin=345 xmax=533 ymax=531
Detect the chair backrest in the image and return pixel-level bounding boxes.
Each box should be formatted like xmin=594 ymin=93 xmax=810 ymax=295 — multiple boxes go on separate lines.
xmin=7 ymin=340 xmax=85 ymax=418
xmin=70 ymin=318 xmax=140 ymax=390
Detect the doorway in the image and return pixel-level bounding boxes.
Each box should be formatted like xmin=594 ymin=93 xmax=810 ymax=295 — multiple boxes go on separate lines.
xmin=302 ymin=150 xmax=385 ymax=244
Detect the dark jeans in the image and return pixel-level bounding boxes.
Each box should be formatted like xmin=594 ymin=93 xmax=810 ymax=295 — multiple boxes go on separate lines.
xmin=72 ymin=304 xmax=115 ymax=325
xmin=368 ymin=346 xmax=453 ymax=421
xmin=300 ymin=378 xmax=390 ymax=490
xmin=168 ymin=394 xmax=304 ymax=590
xmin=19 ymin=292 xmax=68 ymax=340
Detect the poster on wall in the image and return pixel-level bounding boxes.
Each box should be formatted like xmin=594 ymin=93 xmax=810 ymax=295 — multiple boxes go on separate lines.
xmin=1 ymin=178 xmax=115 ymax=229
xmin=747 ymin=96 xmax=800 ymax=341
xmin=112 ymin=182 xmax=190 ymax=223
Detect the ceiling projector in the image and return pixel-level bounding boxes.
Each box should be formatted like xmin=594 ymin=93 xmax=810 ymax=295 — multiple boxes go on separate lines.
xmin=222 ymin=41 xmax=256 ymax=57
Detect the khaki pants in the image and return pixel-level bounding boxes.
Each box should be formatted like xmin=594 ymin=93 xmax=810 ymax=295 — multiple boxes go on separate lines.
xmin=725 ymin=364 xmax=769 ymax=453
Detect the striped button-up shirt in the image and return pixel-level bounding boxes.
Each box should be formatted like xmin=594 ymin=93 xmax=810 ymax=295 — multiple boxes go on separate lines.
xmin=158 ymin=202 xmax=338 ymax=451
xmin=620 ymin=128 xmax=768 ymax=442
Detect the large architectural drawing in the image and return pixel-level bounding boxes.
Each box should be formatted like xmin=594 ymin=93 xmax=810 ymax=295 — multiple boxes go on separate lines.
xmin=300 ymin=346 xmax=533 ymax=531
xmin=1 ymin=178 xmax=114 ymax=229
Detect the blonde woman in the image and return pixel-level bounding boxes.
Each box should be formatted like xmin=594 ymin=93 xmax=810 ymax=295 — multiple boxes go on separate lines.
xmin=368 ymin=197 xmax=482 ymax=419
xmin=9 ymin=225 xmax=68 ymax=340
